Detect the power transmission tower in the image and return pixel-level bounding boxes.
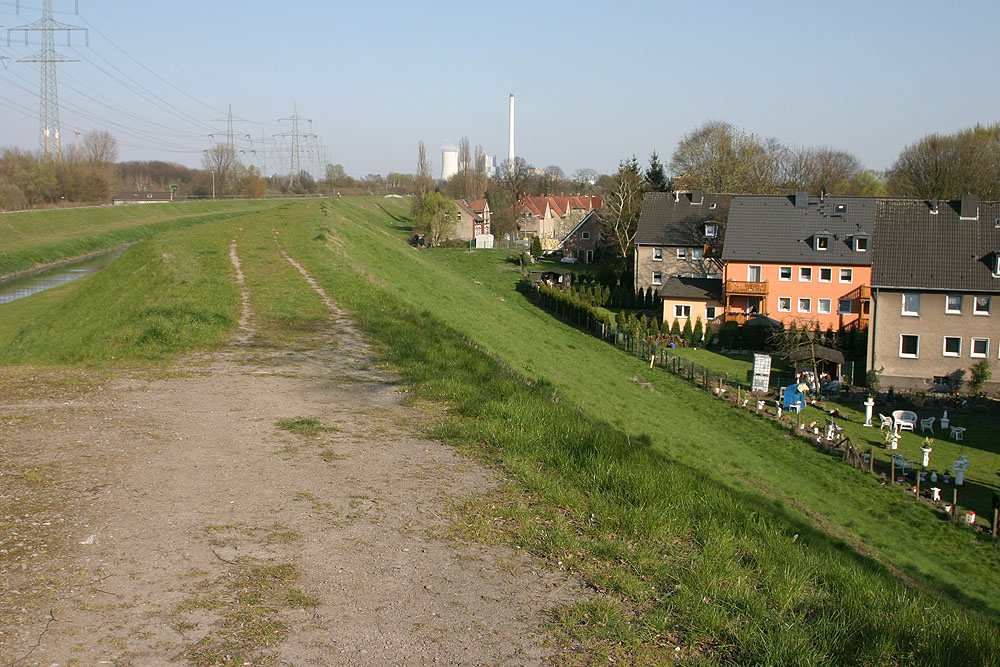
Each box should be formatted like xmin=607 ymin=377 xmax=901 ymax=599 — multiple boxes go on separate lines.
xmin=8 ymin=0 xmax=88 ymax=160
xmin=209 ymin=102 xmax=252 ymax=157
xmin=0 ymin=26 xmax=8 ymax=70
xmin=274 ymin=104 xmax=316 ymax=188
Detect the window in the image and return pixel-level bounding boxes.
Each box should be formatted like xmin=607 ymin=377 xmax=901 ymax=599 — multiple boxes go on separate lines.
xmin=946 ymin=295 xmax=963 ymax=314
xmin=838 ymin=299 xmax=852 ymax=315
xmin=972 ymin=338 xmax=990 ymax=358
xmin=798 ymin=298 xmax=811 ymax=313
xmin=819 ymin=268 xmax=832 ymax=283
xmin=839 ymin=268 xmax=853 ymax=283
xmin=779 ymin=266 xmax=792 ymax=281
xmin=854 ymin=236 xmax=869 ymax=252
xmin=691 ymin=248 xmax=704 ymax=260
xmin=674 ymin=304 xmax=691 ymax=318
xmin=705 ymin=306 xmax=717 ymax=320
xmin=974 ymin=296 xmax=992 ymax=315
xmin=902 ymin=293 xmax=920 ymax=316
xmin=778 ymin=297 xmax=791 ymax=312
xmin=943 ymin=337 xmax=962 ymax=357
xmin=815 ymin=235 xmax=830 ymax=251
xmin=676 ymin=248 xmax=686 ymax=259
xmin=581 ymin=231 xmax=590 ymax=240
xmin=652 ymin=247 xmax=662 ymax=261
xmin=899 ymin=334 xmax=919 ymax=358
xmin=748 ymin=265 xmax=762 ymax=282
xmin=818 ymin=298 xmax=832 ymax=314
xmin=705 ymin=223 xmax=717 ymax=238
xmin=585 ymin=249 xmax=593 ymax=264
xmin=799 ymin=267 xmax=812 ymax=282
xmin=652 ymin=271 xmax=663 ymax=286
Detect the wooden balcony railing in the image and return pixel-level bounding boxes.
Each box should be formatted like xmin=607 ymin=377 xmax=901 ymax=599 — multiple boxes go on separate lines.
xmin=725 ymin=280 xmax=769 ymax=296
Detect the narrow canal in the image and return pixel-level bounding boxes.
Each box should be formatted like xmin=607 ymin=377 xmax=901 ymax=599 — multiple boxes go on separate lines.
xmin=0 ymin=247 xmax=129 ymax=305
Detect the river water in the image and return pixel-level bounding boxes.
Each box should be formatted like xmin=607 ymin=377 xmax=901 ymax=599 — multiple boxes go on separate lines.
xmin=0 ymin=247 xmax=128 ymax=305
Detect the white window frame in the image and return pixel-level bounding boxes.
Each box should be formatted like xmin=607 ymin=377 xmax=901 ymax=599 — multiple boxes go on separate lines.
xmin=705 ymin=223 xmax=717 ymax=238
xmin=777 ymin=297 xmax=791 ymax=312
xmin=854 ymin=236 xmax=870 ymax=252
xmin=902 ymin=293 xmax=920 ymax=317
xmin=581 ymin=231 xmax=590 ymax=241
xmin=705 ymin=306 xmax=717 ymax=320
xmin=819 ymin=267 xmax=833 ymax=283
xmin=838 ymin=298 xmax=852 ymax=315
xmin=748 ymin=265 xmax=762 ymax=282
xmin=799 ymin=267 xmax=812 ymax=282
xmin=839 ymin=268 xmax=853 ymax=283
xmin=585 ymin=249 xmax=593 ymax=264
xmin=797 ymin=297 xmax=811 ymax=313
xmin=974 ymin=296 xmax=992 ymax=315
xmin=676 ymin=248 xmax=686 ymax=259
xmin=946 ymin=295 xmax=963 ymax=314
xmin=943 ymin=336 xmax=962 ymax=357
xmin=899 ymin=334 xmax=919 ymax=358
xmin=652 ymin=247 xmax=662 ymax=261
xmin=818 ymin=298 xmax=832 ymax=314
xmin=674 ymin=304 xmax=691 ymax=319
xmin=652 ymin=271 xmax=663 ymax=286
xmin=779 ymin=266 xmax=792 ymax=281
xmin=814 ymin=235 xmax=830 ymax=251
xmin=691 ymin=247 xmax=704 ymax=260
xmin=971 ymin=337 xmax=990 ymax=358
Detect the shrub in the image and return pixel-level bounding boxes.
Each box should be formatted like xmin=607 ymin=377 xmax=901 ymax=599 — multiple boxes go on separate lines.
xmin=968 ymin=359 xmax=992 ymax=395
xmin=530 ymin=236 xmax=543 ymax=257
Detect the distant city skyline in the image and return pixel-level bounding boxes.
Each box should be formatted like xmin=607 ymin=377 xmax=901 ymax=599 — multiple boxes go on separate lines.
xmin=1 ymin=0 xmax=998 ymax=179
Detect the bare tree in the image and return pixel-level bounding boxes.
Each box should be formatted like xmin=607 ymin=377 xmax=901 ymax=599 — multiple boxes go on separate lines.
xmin=602 ymin=156 xmax=644 ymax=264
xmin=202 ymin=143 xmax=243 ymax=194
xmin=572 ymin=168 xmax=599 ymax=187
xmin=416 ymin=140 xmax=433 ymax=196
xmin=671 ymin=120 xmax=782 ymax=193
xmin=83 ymin=130 xmax=119 ymax=165
xmin=887 ymin=124 xmax=1000 ymax=200
xmin=458 ymin=136 xmax=472 ymax=174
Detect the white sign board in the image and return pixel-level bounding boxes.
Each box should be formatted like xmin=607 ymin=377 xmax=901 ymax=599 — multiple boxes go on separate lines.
xmin=752 ymin=353 xmax=772 ymax=393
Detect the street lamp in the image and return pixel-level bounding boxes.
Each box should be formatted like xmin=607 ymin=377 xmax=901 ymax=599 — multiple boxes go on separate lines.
xmin=211 ymin=171 xmax=216 ymax=200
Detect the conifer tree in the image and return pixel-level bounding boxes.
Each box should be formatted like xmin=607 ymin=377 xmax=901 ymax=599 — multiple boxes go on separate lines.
xmin=693 ymin=317 xmax=704 ymax=344
xmin=682 ymin=318 xmax=694 ymax=345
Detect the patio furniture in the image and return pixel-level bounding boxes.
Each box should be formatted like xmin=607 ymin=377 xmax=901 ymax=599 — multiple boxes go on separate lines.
xmin=879 ymin=413 xmax=894 ymax=431
xmin=920 ymin=416 xmax=935 ymax=433
xmin=930 ymin=487 xmax=941 ymax=501
xmin=950 ymin=426 xmax=966 ymax=441
xmin=892 ymin=410 xmax=917 ymax=432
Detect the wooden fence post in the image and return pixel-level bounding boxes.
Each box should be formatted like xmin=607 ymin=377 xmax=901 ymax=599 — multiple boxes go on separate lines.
xmin=891 ymin=457 xmax=895 ymax=484
xmin=953 ymin=488 xmax=959 ymax=522
xmin=993 ymin=508 xmax=998 ymax=538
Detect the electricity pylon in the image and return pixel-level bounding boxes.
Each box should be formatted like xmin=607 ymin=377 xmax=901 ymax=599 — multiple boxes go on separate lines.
xmin=274 ymin=104 xmax=316 ymax=188
xmin=8 ymin=0 xmax=88 ymax=160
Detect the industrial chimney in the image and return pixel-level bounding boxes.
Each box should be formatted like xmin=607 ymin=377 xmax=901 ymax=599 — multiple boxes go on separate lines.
xmin=508 ymin=93 xmax=515 ymax=169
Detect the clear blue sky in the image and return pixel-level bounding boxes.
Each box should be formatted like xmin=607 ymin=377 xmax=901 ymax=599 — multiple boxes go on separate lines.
xmin=1 ymin=0 xmax=998 ymax=179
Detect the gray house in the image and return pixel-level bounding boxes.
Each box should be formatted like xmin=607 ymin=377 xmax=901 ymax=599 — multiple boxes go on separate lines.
xmin=869 ymin=195 xmax=1000 ymax=396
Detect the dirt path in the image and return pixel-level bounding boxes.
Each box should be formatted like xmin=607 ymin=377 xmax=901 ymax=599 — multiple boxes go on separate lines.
xmin=0 ymin=240 xmax=585 ymax=665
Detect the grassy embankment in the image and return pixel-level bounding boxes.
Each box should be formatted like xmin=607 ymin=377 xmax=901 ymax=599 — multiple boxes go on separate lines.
xmin=0 ymin=200 xmax=284 ymax=278
xmin=2 ymin=198 xmax=998 ymax=663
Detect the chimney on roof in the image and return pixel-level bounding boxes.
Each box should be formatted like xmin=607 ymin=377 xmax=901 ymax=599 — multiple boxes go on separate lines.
xmin=930 ymin=198 xmax=939 ymax=215
xmin=674 ymin=191 xmax=680 ymax=203
xmin=960 ymin=193 xmax=979 ymax=220
xmin=691 ymin=189 xmax=703 ymax=205
xmin=795 ymin=190 xmax=810 ymax=209
xmin=820 ymin=186 xmax=827 ymax=202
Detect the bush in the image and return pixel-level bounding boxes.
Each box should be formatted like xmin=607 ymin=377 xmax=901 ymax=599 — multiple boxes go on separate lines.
xmin=530 ymin=237 xmax=543 ymax=257
xmin=968 ymin=359 xmax=992 ymax=395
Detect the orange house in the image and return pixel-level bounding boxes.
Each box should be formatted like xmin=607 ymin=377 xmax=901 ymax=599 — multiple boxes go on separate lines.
xmin=721 ymin=193 xmax=874 ymax=330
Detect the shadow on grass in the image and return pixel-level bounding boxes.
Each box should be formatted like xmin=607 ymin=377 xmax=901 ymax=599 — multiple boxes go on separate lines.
xmin=374 ymin=203 xmax=413 ymax=231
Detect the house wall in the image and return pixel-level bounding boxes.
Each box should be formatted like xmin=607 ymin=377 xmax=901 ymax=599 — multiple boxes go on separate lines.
xmin=454 ymin=210 xmax=476 ymax=240
xmin=661 ymin=297 xmax=724 ymax=329
xmin=723 ymin=261 xmax=871 ymax=330
xmin=869 ymin=290 xmax=1000 ymax=396
xmin=635 ymin=245 xmax=720 ymax=293
xmin=562 ymin=215 xmax=601 ymax=262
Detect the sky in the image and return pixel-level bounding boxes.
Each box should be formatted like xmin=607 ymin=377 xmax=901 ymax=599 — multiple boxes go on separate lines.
xmin=1 ymin=0 xmax=998 ymax=180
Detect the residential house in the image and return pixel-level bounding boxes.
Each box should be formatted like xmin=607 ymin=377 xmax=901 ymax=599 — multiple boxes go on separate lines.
xmin=658 ymin=277 xmax=724 ymax=330
xmin=633 ymin=190 xmax=729 ymax=295
xmin=453 ymin=199 xmax=491 ymax=239
xmin=558 ymin=210 xmax=602 ymax=263
xmin=868 ymin=195 xmax=1000 ymax=396
xmin=518 ymin=195 xmax=601 ymax=243
xmin=112 ymin=190 xmax=173 ymax=205
xmin=721 ymin=191 xmax=875 ymax=329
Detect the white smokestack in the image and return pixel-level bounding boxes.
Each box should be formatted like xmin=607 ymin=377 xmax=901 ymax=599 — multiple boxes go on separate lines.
xmin=508 ymin=93 xmax=515 ymax=169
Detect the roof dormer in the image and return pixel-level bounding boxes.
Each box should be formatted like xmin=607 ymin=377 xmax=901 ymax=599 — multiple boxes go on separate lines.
xmin=813 ymin=231 xmax=832 ymax=251
xmin=852 ymin=234 xmax=870 ymax=252
xmin=960 ymin=193 xmax=979 ymax=220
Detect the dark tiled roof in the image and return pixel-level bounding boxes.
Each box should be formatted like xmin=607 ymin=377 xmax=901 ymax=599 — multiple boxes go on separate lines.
xmin=721 ymin=194 xmax=876 ymax=266
xmin=634 ymin=192 xmax=730 ymax=246
xmin=656 ymin=276 xmax=723 ymax=301
xmin=871 ymin=198 xmax=1000 ymax=292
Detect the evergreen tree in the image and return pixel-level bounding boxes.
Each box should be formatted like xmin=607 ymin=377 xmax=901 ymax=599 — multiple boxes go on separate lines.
xmin=644 ymin=150 xmax=669 ymax=192
xmin=616 ymin=310 xmax=627 ymax=330
xmin=682 ymin=318 xmax=694 ymax=346
xmin=531 ymin=236 xmax=543 ymax=256
xmin=670 ymin=319 xmax=681 ymax=336
xmin=704 ymin=320 xmax=715 ymax=348
xmin=693 ymin=317 xmax=704 ymax=344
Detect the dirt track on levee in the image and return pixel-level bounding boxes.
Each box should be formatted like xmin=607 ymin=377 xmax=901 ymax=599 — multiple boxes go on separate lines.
xmin=0 ymin=238 xmax=585 ymax=665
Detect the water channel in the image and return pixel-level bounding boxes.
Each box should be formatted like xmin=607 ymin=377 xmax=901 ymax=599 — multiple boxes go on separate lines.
xmin=0 ymin=247 xmax=129 ymax=305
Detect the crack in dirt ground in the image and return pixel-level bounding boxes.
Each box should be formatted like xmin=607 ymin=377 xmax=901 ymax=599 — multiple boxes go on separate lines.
xmin=0 ymin=241 xmax=586 ymax=665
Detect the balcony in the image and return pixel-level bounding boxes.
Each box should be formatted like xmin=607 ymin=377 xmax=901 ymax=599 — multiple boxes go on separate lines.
xmin=725 ymin=280 xmax=769 ymax=296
